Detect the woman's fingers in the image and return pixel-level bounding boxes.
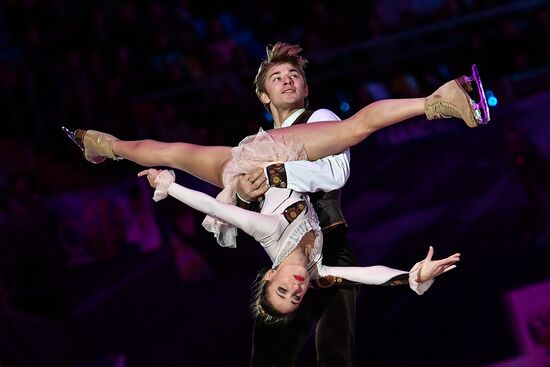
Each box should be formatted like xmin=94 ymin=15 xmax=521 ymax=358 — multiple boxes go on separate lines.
xmin=137 ymin=169 xmax=151 ymax=177
xmin=424 ymin=246 xmax=434 ymax=262
xmin=137 ymin=168 xmax=161 ymax=188
xmin=442 ymin=265 xmax=457 ymax=273
xmin=419 ymin=248 xmax=462 ymax=280
xmin=433 ymin=257 xmax=460 ymax=271
xmin=138 ymin=168 xmax=160 ymax=177
xmin=446 ymin=255 xmax=460 ymax=265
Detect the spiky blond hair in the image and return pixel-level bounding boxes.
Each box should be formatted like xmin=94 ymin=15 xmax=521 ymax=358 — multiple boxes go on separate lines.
xmin=254 ymin=42 xmax=308 ymax=104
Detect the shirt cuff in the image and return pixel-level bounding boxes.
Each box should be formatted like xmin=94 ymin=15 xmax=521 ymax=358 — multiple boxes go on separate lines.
xmin=153 ymin=170 xmax=175 ymax=202
xmin=236 ymin=191 xmax=251 ymax=204
xmin=265 ymin=163 xmax=288 ymax=188
xmin=235 ymin=192 xmax=262 ymax=212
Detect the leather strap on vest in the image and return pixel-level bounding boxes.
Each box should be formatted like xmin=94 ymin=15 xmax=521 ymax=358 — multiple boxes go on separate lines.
xmin=292 ymin=110 xmax=348 ymax=232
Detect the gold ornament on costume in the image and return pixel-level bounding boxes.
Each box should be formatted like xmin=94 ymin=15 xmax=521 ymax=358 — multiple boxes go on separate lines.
xmin=283 ymin=200 xmax=307 ymax=223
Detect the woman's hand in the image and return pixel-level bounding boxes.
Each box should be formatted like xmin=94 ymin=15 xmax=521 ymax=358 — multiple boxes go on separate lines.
xmin=137 ymin=168 xmax=161 ymax=188
xmin=417 ymin=246 xmax=460 ymax=283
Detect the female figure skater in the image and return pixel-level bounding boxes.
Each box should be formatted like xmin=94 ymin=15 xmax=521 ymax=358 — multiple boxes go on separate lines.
xmin=137 ymin=167 xmax=460 ymax=324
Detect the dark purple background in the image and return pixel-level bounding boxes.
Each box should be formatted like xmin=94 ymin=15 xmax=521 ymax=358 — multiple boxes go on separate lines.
xmin=1 ymin=1 xmax=549 ymax=366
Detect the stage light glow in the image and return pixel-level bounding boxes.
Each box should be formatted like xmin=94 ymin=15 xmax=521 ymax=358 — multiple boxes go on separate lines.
xmin=486 ymin=89 xmax=498 ymax=107
xmin=264 ymin=110 xmax=274 ymax=122
xmin=339 ymin=101 xmax=350 ymax=113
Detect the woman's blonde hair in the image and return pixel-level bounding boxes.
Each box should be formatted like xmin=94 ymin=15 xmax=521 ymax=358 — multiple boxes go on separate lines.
xmin=250 ymin=268 xmax=293 ymax=325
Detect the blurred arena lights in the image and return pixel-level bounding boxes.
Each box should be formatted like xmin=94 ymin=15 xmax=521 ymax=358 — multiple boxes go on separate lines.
xmin=264 ymin=110 xmax=274 ymax=122
xmin=339 ymin=101 xmax=351 ymax=113
xmin=486 ymin=89 xmax=498 ymax=107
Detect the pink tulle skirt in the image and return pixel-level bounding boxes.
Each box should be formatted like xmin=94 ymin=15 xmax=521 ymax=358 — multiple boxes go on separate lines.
xmin=202 ymin=130 xmax=308 ymax=248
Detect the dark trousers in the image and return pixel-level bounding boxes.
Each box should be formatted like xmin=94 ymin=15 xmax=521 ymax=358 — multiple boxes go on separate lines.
xmin=251 ymin=226 xmax=360 ymax=367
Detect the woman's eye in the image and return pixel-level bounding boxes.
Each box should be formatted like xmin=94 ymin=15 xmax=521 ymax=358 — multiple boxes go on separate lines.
xmin=278 ymin=287 xmax=287 ymax=294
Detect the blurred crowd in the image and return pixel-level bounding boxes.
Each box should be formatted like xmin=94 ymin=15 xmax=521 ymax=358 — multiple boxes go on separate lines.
xmin=1 ymin=0 xmax=549 ymax=151
xmin=1 ymin=0 xmax=549 ymax=323
xmin=0 ymin=2 xmax=550 ymax=366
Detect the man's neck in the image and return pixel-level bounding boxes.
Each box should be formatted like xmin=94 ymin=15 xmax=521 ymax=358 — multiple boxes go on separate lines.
xmin=272 ymin=106 xmax=305 ymax=128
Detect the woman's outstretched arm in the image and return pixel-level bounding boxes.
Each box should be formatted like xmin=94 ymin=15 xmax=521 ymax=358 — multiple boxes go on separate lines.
xmin=317 ymin=246 xmax=460 ymax=295
xmin=138 ymin=168 xmax=278 ymax=239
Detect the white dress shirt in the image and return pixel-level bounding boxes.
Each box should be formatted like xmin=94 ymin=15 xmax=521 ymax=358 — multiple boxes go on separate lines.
xmin=277 ymin=108 xmax=351 ymax=193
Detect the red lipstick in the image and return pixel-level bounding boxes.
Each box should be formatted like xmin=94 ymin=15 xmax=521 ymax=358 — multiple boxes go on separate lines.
xmin=293 ymin=275 xmax=305 ymax=282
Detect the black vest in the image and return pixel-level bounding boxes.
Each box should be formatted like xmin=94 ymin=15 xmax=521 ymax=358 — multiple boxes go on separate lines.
xmin=292 ymin=110 xmax=348 ymax=233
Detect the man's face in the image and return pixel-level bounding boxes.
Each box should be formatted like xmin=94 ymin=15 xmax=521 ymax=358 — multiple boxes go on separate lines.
xmin=260 ymin=62 xmax=308 ymax=111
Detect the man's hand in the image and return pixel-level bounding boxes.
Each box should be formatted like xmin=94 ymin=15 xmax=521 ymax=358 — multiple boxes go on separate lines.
xmin=236 ymin=167 xmax=269 ymax=203
xmin=417 ymin=246 xmax=461 ymax=283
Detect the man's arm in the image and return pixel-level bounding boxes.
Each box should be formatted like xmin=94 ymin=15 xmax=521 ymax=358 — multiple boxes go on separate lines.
xmin=235 ymin=109 xmax=349 ymax=202
xmin=274 ymin=109 xmax=350 ymax=193
xmin=272 ymin=152 xmax=350 ymax=192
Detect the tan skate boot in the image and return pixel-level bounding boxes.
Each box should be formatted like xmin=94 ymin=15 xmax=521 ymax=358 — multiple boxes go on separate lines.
xmin=425 ymin=65 xmax=490 ymax=128
xmin=425 ymin=77 xmax=480 ymax=128
xmin=61 ymin=126 xmax=122 ymax=163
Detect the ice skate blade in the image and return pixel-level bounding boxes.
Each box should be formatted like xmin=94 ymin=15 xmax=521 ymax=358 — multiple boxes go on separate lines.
xmin=471 ymin=64 xmax=490 ymax=124
xmin=464 ymin=64 xmax=490 ymax=125
xmin=61 ymin=126 xmax=84 ymax=151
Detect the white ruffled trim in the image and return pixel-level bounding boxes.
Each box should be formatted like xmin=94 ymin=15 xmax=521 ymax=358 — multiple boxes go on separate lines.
xmin=272 ymin=217 xmax=322 ymax=269
xmin=152 ymin=170 xmax=176 ymax=202
xmin=202 ymin=219 xmax=238 ymax=248
xmin=408 ymin=260 xmax=434 ymax=295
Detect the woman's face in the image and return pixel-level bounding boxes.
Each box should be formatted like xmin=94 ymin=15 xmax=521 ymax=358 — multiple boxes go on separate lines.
xmin=263 ymin=264 xmax=310 ymax=314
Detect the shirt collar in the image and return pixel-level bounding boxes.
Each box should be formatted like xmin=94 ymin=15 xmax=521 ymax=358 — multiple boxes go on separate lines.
xmin=278 ymin=108 xmax=306 ymax=129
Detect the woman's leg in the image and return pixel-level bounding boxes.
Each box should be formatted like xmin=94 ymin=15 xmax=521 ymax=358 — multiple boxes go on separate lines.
xmin=270 ymin=73 xmax=487 ymax=161
xmin=75 ymin=75 xmax=482 ymax=181
xmin=76 ymin=97 xmax=423 ymax=184
xmin=75 ymin=128 xmax=232 ymax=188
xmin=113 ymin=139 xmax=231 ymax=188
xmin=269 ymin=98 xmax=425 ymax=161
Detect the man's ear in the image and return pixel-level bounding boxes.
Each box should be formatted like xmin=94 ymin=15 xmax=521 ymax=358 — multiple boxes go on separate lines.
xmin=259 ymin=92 xmax=271 ymax=105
